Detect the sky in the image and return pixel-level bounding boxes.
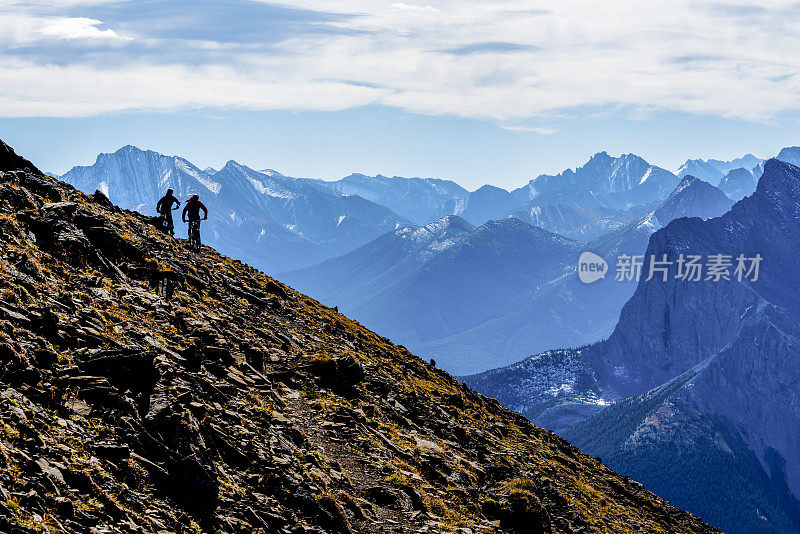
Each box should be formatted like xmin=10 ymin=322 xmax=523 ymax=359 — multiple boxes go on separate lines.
xmin=1 ymin=0 xmax=800 ymax=189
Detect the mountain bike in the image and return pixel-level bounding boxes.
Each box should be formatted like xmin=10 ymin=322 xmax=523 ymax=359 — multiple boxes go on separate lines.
xmin=157 ymin=206 xmax=179 ymax=235
xmin=188 ymin=219 xmax=203 ymax=251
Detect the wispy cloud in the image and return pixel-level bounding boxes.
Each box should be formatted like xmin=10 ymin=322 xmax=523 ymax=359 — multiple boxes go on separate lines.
xmin=1 ymin=0 xmax=800 ymax=123
xmin=443 ymin=42 xmax=540 ymax=56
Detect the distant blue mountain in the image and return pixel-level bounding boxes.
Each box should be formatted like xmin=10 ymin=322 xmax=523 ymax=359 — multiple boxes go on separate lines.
xmin=710 ymin=147 xmax=799 ymax=201
xmin=458 ymin=184 xmax=519 ymax=225
xmin=510 ymin=203 xmax=656 ymax=239
xmin=718 ymin=167 xmax=761 ymax=200
xmin=327 ymin=173 xmax=469 ymax=225
xmin=284 ymin=176 xmax=733 ymax=375
xmin=676 ymin=153 xmax=764 ymax=186
xmin=283 ymin=217 xmax=580 ymax=374
xmin=328 ymin=152 xmax=684 ymax=229
xmin=513 ymin=152 xmax=681 ymax=208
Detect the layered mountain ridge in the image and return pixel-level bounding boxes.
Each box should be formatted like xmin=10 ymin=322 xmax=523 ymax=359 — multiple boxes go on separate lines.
xmin=286 ymin=176 xmax=734 ymax=374
xmin=61 ymin=147 xmax=695 ymax=279
xmin=676 ymin=154 xmax=764 ymax=186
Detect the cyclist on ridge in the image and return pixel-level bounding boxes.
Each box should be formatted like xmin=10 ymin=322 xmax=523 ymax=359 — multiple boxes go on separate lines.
xmin=182 ymin=194 xmax=208 ymax=249
xmin=156 ymin=188 xmax=180 ymax=236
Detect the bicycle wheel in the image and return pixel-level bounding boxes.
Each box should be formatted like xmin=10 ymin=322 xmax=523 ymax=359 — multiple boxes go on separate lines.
xmin=189 ymin=221 xmax=201 ymax=250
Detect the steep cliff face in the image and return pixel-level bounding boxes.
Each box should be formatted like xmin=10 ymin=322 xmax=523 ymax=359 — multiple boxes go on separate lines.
xmin=565 ymin=303 xmax=800 ymax=534
xmin=0 ymin=140 xmax=717 ymax=534
xmin=593 ymin=159 xmax=800 ymax=397
xmin=570 ymin=160 xmax=800 ymax=533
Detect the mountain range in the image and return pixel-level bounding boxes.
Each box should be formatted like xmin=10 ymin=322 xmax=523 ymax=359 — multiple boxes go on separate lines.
xmin=60 ymin=145 xmax=778 ymax=375
xmin=327 ymin=152 xmax=684 ymax=228
xmin=676 ymin=154 xmax=765 ymax=186
xmin=0 ymin=139 xmax=720 ymax=534
xmin=284 ymin=175 xmax=735 ymax=374
xmin=60 ymin=146 xmax=407 ymax=273
xmin=59 ymin=148 xmax=715 ymax=276
xmin=465 ymin=159 xmax=800 ymax=534
xmin=57 ymin=146 xmax=800 ymax=373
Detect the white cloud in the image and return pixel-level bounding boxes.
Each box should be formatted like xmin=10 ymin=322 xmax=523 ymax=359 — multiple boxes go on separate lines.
xmin=390 ymin=3 xmax=440 ymax=12
xmin=1 ymin=1 xmax=800 ymax=122
xmin=38 ymin=17 xmax=126 ymax=40
xmin=0 ymin=58 xmax=389 ymax=118
xmin=502 ymin=125 xmax=557 ymax=135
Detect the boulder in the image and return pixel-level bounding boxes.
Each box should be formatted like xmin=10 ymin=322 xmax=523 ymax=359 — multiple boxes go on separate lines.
xmin=166 ymin=457 xmax=219 ymax=515
xmin=364 ymin=486 xmax=413 ymax=512
xmin=304 ymin=354 xmax=364 ymax=392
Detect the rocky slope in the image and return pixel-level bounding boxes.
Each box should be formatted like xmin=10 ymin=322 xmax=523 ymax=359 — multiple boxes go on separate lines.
xmin=0 ymin=140 xmax=719 ymax=534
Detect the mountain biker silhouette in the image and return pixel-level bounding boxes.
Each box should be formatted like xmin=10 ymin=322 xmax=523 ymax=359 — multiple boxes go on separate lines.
xmin=182 ymin=194 xmax=208 ymax=250
xmin=156 ymin=188 xmax=180 ymax=236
